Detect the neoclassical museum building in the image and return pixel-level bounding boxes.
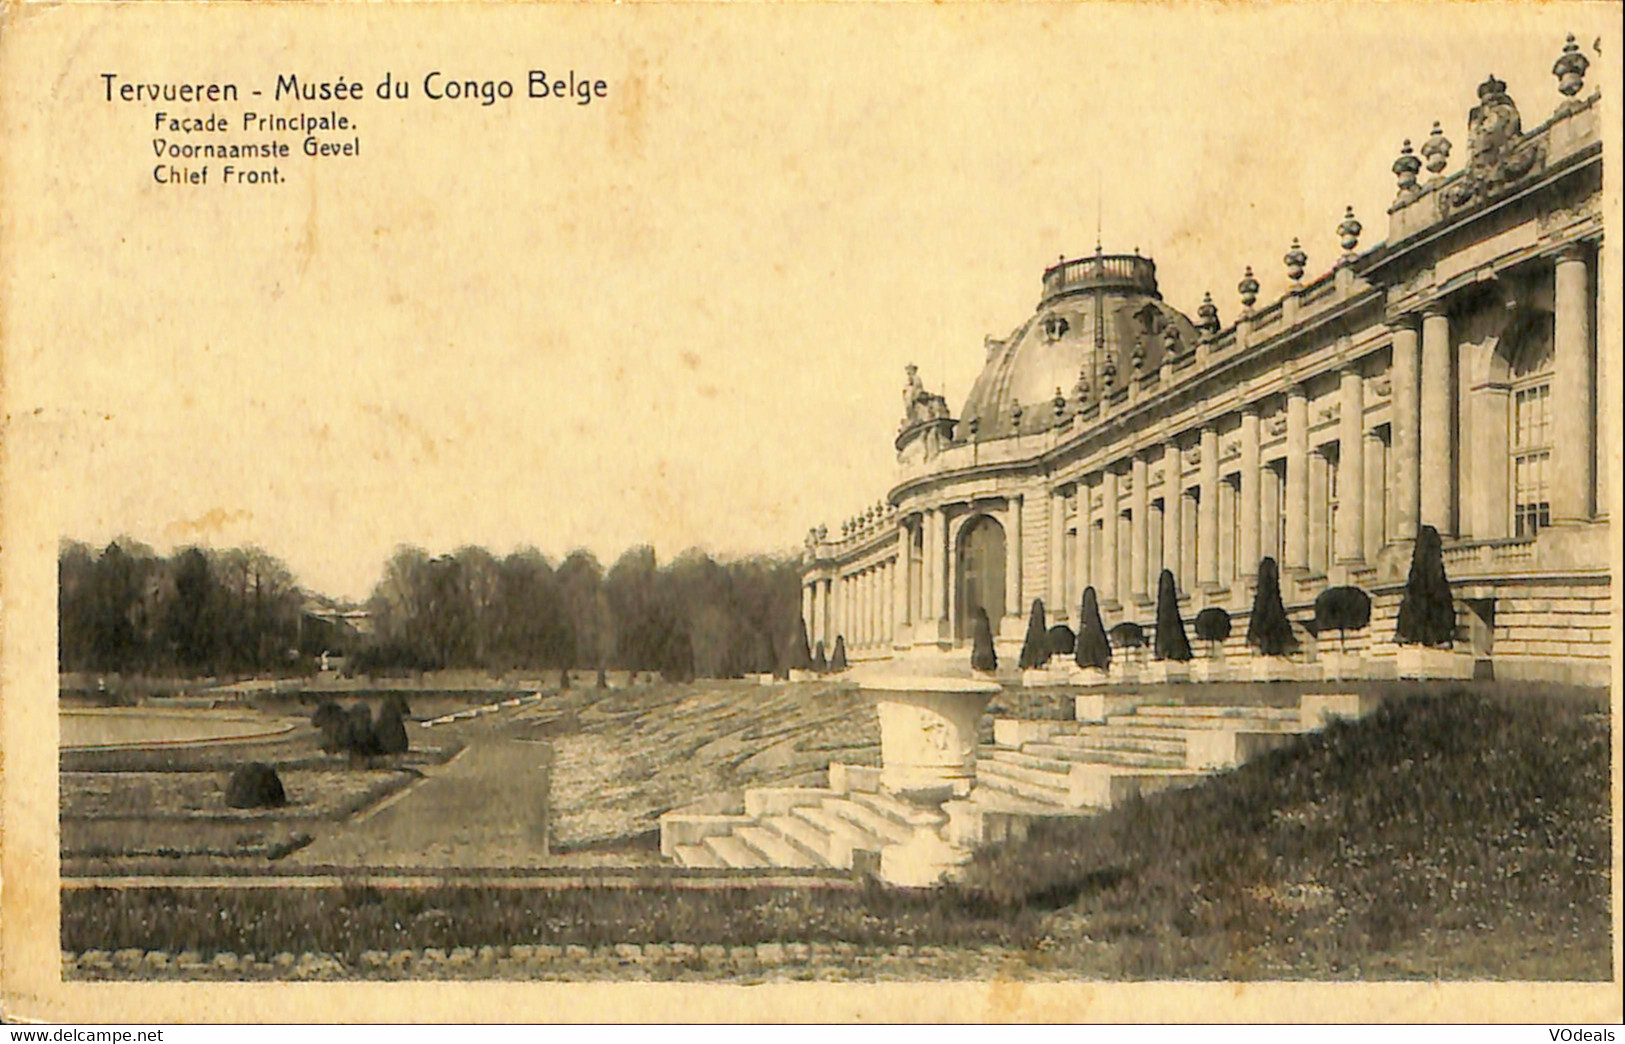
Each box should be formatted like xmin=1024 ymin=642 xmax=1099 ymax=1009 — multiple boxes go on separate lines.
xmin=800 ymin=50 xmax=1610 ymax=685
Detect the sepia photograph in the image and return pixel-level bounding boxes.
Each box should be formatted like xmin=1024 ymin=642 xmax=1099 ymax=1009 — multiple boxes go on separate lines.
xmin=0 ymin=0 xmax=1620 ymax=1025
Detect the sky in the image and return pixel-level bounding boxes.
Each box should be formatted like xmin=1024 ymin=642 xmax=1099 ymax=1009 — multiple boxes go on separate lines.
xmin=5 ymin=3 xmax=1615 ymax=601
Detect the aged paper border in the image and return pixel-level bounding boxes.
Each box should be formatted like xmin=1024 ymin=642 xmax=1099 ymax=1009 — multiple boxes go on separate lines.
xmin=3 ymin=0 xmax=1622 ymax=1024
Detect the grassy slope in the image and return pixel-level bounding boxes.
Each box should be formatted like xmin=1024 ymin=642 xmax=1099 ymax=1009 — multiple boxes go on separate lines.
xmin=64 ymin=686 xmax=1612 ymax=980
xmin=958 ymin=688 xmax=1612 ymax=979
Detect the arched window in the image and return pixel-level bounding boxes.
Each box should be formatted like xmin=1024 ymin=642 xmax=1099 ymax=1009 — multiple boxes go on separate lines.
xmin=1509 ymin=317 xmax=1555 ymax=538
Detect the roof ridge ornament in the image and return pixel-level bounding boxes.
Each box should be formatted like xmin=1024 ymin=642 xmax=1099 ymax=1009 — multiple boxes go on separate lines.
xmin=1283 ymin=237 xmax=1307 ymax=286
xmin=1237 ymin=266 xmax=1260 ymax=313
xmin=1421 ymin=121 xmax=1452 ymax=175
xmin=1553 ymin=33 xmax=1591 ymax=115
xmin=1337 ymin=206 xmax=1362 ymax=266
xmin=1392 ymin=139 xmax=1422 ymax=206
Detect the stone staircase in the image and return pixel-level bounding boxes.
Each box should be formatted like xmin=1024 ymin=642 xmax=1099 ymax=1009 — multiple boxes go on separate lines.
xmin=659 ymin=693 xmax=1376 ymax=872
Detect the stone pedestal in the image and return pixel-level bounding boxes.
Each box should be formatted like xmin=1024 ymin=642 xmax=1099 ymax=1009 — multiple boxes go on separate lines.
xmin=1189 ymin=657 xmax=1225 ymax=683
xmin=1069 ymin=665 xmax=1113 ymax=688
xmin=862 ymin=676 xmax=1001 ymax=887
xmin=1250 ymin=657 xmax=1299 ymax=683
xmin=1394 ymin=645 xmax=1473 ymax=680
xmin=1319 ymin=651 xmax=1367 ymax=682
xmin=1142 ymin=660 xmax=1189 ymax=684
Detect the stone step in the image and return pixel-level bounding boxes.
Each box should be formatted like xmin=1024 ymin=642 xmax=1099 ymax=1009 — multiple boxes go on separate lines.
xmin=988 ymin=746 xmax=1075 ymax=775
xmin=823 ymin=796 xmax=913 ymax=845
xmin=1045 ymin=730 xmax=1188 ymax=755
xmin=846 ymin=787 xmax=936 ymax=828
xmin=980 ymin=754 xmax=1072 ymax=790
xmin=703 ymin=833 xmax=771 ymax=869
xmin=789 ymin=805 xmax=891 ymax=868
xmin=1148 ymin=704 xmax=1303 ymax=720
xmin=672 ymin=843 xmax=727 ymax=869
xmin=1024 ymin=742 xmax=1188 ymax=770
xmin=966 ymin=786 xmax=1094 ymax=818
xmin=1118 ymin=711 xmax=1306 ymax=732
xmin=733 ymin=825 xmax=821 ymax=869
xmin=974 ymin=760 xmax=1073 ymax=808
xmin=761 ymin=814 xmax=839 ymax=867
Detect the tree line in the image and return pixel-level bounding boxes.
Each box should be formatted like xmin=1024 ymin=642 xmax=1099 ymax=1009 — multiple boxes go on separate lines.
xmin=58 ymin=539 xmax=805 ymax=681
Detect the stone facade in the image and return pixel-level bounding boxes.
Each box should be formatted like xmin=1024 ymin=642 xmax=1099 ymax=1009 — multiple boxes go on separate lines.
xmin=803 ymin=58 xmax=1609 ymax=686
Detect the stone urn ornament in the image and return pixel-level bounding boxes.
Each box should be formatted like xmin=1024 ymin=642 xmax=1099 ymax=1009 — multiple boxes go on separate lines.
xmin=858 ymin=674 xmax=1003 ymax=887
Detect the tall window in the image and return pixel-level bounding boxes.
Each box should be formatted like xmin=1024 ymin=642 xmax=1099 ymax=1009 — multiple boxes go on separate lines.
xmin=1510 ymin=324 xmax=1554 ymax=538
xmin=1323 ymin=444 xmax=1340 ymax=570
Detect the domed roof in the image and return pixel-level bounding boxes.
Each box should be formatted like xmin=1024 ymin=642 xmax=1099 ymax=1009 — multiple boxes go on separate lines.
xmin=957 ymin=251 xmax=1198 ymax=439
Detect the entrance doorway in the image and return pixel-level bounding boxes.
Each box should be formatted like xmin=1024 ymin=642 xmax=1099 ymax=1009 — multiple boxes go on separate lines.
xmin=956 ymin=515 xmax=1007 ymax=640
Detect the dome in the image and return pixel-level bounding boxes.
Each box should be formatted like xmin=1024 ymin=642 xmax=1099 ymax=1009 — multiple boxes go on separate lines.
xmin=957 ymin=251 xmax=1198 ymax=439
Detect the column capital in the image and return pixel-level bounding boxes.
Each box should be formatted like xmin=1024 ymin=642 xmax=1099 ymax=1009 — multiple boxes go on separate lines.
xmin=1554 ymin=241 xmax=1590 ymax=265
xmin=1240 ymin=401 xmax=1263 ymax=418
xmin=1385 ymin=312 xmax=1420 ymax=333
xmin=1287 ymin=381 xmax=1309 ymax=401
xmin=1420 ymin=298 xmax=1450 ymax=320
xmin=1341 ymin=357 xmax=1366 ymax=378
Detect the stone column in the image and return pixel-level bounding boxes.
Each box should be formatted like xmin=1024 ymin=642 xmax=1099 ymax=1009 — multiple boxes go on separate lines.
xmin=802 ymin=583 xmax=814 ymax=644
xmin=1130 ymin=452 xmax=1150 ymax=605
xmin=1239 ymin=406 xmax=1261 ymax=581
xmin=1199 ymin=424 xmax=1220 ymax=589
xmin=1049 ymin=489 xmax=1067 ymax=618
xmin=935 ymin=509 xmax=950 ymax=626
xmin=1099 ymin=469 xmax=1119 ymax=607
xmin=1420 ymin=303 xmax=1454 ymax=535
xmin=1337 ymin=364 xmax=1366 ymax=565
xmin=1162 ymin=439 xmax=1182 ymax=594
xmin=1309 ymin=452 xmax=1328 ymax=575
xmin=1390 ymin=316 xmax=1421 ymax=542
xmin=919 ymin=510 xmax=936 ymax=627
xmin=1073 ymin=487 xmax=1090 ymax=615
xmin=820 ymin=577 xmax=832 ymax=649
xmin=883 ymin=560 xmax=894 ymax=647
xmin=1006 ymin=494 xmax=1023 ymax=622
xmin=1363 ymin=432 xmax=1386 ymax=563
xmin=1181 ymin=488 xmax=1198 ymax=595
xmin=1284 ymin=385 xmax=1309 ymax=574
xmin=1553 ymin=244 xmax=1596 ymax=524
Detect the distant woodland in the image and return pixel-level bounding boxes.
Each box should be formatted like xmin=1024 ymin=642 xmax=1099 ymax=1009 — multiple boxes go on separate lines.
xmin=58 ymin=540 xmax=803 ymax=681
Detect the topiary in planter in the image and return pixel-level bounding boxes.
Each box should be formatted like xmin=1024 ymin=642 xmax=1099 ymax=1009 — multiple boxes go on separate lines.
xmin=344 ymin=703 xmax=381 ymax=759
xmin=1314 ymin=586 xmax=1372 ymax=653
xmin=1047 ymin=624 xmax=1075 ymax=657
xmin=1193 ymin=607 xmax=1231 ymax=655
xmin=830 ymin=635 xmax=848 ymax=672
xmin=1108 ymin=621 xmax=1146 ymax=650
xmin=812 ymin=641 xmax=828 ymax=673
xmin=1018 ymin=599 xmax=1050 ymax=669
xmin=1395 ymin=525 xmax=1455 ymax=647
xmin=225 ymin=762 xmax=286 ymax=809
xmin=1152 ymin=569 xmax=1192 ymax=662
xmin=374 ymin=699 xmax=409 ymax=755
xmin=971 ymin=607 xmax=998 ymax=673
xmin=1074 ymin=586 xmax=1111 ymax=671
xmin=1245 ymin=556 xmax=1299 ymax=657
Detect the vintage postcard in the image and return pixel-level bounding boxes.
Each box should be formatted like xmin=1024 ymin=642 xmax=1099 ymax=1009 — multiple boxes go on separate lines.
xmin=1 ymin=0 xmax=1621 ymax=1025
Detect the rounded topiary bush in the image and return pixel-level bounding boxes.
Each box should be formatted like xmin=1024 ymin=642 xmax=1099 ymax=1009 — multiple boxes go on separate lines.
xmin=1314 ymin=586 xmax=1372 ymax=653
xmin=1047 ymin=624 xmax=1075 ymax=657
xmin=1194 ymin=607 xmax=1231 ymax=649
xmin=344 ymin=703 xmax=381 ymax=758
xmin=971 ymin=608 xmax=998 ymax=673
xmin=1018 ymin=599 xmax=1050 ymax=670
xmin=225 ymin=762 xmax=286 ymax=809
xmin=374 ymin=700 xmax=409 ymax=755
xmin=1396 ymin=524 xmax=1455 ymax=647
xmin=312 ymin=699 xmax=347 ymax=753
xmin=1246 ymin=556 xmax=1299 ymax=657
xmin=1152 ymin=569 xmax=1192 ymax=662
xmin=1108 ymin=621 xmax=1146 ymax=649
xmin=830 ymin=635 xmax=848 ymax=672
xmin=1075 ymin=587 xmax=1111 ymax=670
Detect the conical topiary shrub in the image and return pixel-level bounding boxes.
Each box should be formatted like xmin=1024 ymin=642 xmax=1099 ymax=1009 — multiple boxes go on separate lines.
xmin=1314 ymin=586 xmax=1372 ymax=653
xmin=1018 ymin=599 xmax=1050 ymax=669
xmin=812 ymin=640 xmax=828 ymax=673
xmin=830 ymin=635 xmax=848 ymax=672
xmin=1047 ymin=624 xmax=1075 ymax=657
xmin=597 ymin=667 xmax=609 ymax=689
xmin=1152 ymin=569 xmax=1192 ymax=662
xmin=1246 ymin=556 xmax=1298 ymax=657
xmin=789 ymin=618 xmax=813 ymax=671
xmin=971 ymin=607 xmax=998 ymax=673
xmin=1074 ymin=586 xmax=1111 ymax=671
xmin=225 ymin=762 xmax=286 ymax=808
xmin=559 ymin=667 xmax=571 ymax=690
xmin=1395 ymin=525 xmax=1455 ymax=647
xmin=1193 ymin=607 xmax=1231 ymax=654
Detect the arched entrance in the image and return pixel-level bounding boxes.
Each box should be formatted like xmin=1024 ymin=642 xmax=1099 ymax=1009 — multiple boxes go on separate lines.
xmin=956 ymin=515 xmax=1006 ymax=641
